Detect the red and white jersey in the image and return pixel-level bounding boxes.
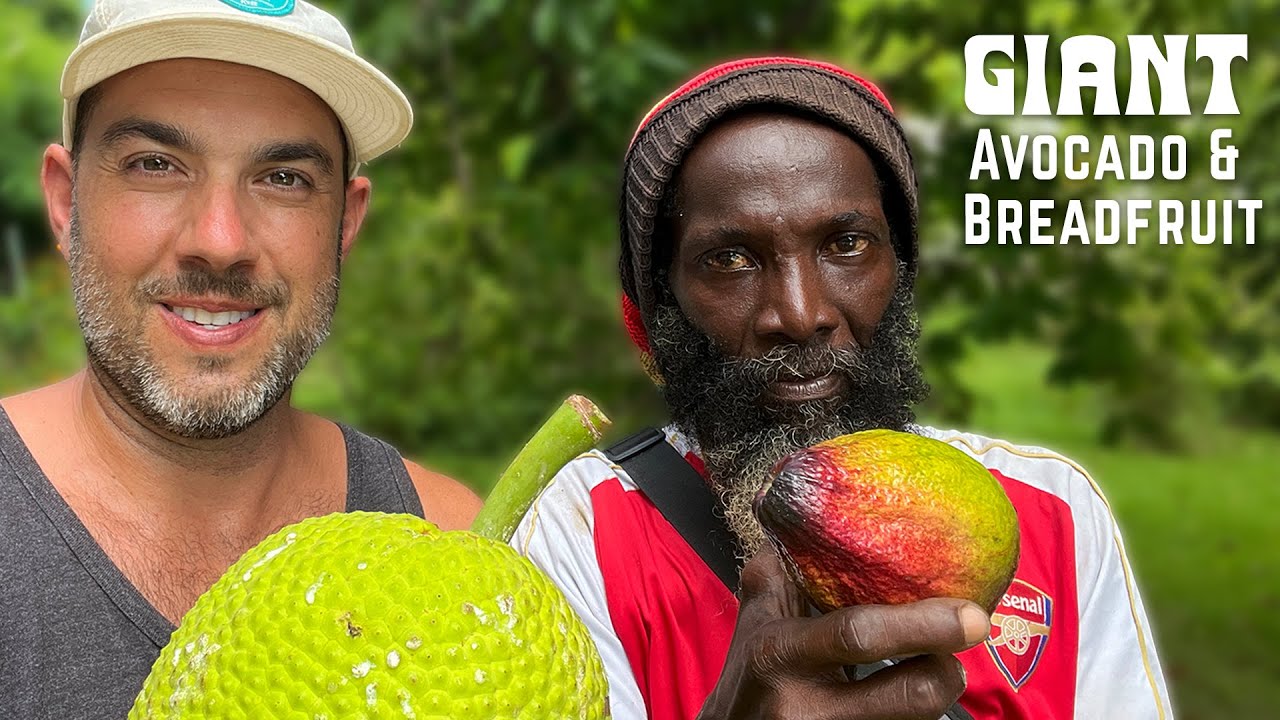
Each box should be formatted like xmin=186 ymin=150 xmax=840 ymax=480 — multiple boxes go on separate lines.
xmin=511 ymin=425 xmax=1172 ymax=720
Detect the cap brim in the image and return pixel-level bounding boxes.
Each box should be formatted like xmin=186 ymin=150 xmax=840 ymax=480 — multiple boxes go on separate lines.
xmin=61 ymin=13 xmax=412 ymax=174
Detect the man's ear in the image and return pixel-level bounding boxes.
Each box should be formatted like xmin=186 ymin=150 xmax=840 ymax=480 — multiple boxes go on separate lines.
xmin=41 ymin=144 xmax=75 ymax=262
xmin=339 ymin=176 xmax=372 ymax=261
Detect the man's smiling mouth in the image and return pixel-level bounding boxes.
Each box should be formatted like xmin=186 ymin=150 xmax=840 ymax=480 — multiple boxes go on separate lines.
xmin=162 ymin=304 xmax=261 ymax=330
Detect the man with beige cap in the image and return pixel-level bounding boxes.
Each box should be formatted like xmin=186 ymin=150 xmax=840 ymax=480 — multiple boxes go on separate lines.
xmin=0 ymin=1 xmax=480 ymax=716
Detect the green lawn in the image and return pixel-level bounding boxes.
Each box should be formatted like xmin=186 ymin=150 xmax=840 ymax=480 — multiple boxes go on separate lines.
xmin=429 ymin=341 xmax=1280 ymax=719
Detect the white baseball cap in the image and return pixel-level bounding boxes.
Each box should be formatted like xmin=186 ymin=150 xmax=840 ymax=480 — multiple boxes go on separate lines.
xmin=61 ymin=0 xmax=413 ymax=177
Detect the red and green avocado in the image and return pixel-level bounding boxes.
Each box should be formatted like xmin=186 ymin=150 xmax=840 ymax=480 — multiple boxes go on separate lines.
xmin=754 ymin=429 xmax=1020 ymax=614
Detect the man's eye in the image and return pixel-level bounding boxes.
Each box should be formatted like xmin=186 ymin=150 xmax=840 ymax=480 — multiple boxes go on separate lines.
xmin=706 ymin=249 xmax=754 ymax=271
xmin=267 ymin=170 xmax=307 ymax=188
xmin=134 ymin=156 xmax=173 ymax=173
xmin=827 ymin=234 xmax=870 ymax=256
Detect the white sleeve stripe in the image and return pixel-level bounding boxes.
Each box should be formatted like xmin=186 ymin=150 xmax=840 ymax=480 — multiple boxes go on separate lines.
xmin=511 ymin=454 xmax=647 ymax=718
xmin=515 ymin=486 xmax=543 ymax=558
xmin=517 ymin=451 xmax=599 ymax=556
xmin=939 ymin=435 xmax=1170 ymax=718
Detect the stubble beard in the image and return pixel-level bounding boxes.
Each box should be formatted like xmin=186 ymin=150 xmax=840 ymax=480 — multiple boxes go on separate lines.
xmin=647 ymin=271 xmax=929 ymax=557
xmin=67 ymin=203 xmax=341 ymax=440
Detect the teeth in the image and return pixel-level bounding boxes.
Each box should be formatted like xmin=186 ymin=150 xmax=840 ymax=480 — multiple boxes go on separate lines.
xmin=170 ymin=306 xmax=256 ymax=328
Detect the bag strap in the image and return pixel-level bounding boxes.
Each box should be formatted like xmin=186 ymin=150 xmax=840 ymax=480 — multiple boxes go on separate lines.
xmin=604 ymin=427 xmax=974 ymax=720
xmin=604 ymin=427 xmax=743 ymax=592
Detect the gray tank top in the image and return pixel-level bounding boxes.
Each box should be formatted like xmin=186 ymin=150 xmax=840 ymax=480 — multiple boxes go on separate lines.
xmin=0 ymin=407 xmax=425 ymax=719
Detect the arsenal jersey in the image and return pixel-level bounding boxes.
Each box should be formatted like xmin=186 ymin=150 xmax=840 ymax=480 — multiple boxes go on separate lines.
xmin=511 ymin=426 xmax=1172 ymax=719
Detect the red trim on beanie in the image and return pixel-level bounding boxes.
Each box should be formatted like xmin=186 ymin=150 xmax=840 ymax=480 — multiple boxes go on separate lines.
xmin=622 ymin=293 xmax=652 ymax=354
xmin=630 ymin=56 xmax=894 ymax=145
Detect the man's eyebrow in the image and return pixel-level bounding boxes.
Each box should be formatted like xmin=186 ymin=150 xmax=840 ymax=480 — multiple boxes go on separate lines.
xmin=827 ymin=210 xmax=887 ymax=230
xmin=681 ymin=224 xmax=754 ymax=249
xmin=251 ymin=141 xmax=336 ymax=177
xmin=99 ymin=118 xmax=204 ymax=154
xmin=684 ymin=210 xmax=888 ymax=247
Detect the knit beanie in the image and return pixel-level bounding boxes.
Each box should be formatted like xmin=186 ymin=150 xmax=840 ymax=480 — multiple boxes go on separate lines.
xmin=618 ymin=57 xmax=919 ymax=380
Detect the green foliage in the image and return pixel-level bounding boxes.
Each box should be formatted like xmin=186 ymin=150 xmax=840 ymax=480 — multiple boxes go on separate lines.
xmin=0 ymin=0 xmax=1276 ymax=452
xmin=299 ymin=0 xmax=845 ymax=461
xmin=825 ymin=0 xmax=1280 ymax=447
xmin=0 ymin=258 xmax=83 ymax=389
xmin=0 ymin=1 xmax=79 ymax=251
xmin=0 ymin=1 xmax=1276 ymax=715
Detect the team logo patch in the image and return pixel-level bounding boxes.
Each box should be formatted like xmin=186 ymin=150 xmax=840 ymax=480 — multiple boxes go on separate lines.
xmin=986 ymin=579 xmax=1052 ymax=690
xmin=219 ymin=0 xmax=295 ymax=16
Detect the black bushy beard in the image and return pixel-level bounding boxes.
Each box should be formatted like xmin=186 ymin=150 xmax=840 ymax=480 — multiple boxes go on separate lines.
xmin=647 ymin=268 xmax=929 ymax=556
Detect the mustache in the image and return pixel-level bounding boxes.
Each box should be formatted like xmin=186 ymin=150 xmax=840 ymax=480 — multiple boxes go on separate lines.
xmin=137 ymin=268 xmax=287 ymax=308
xmin=727 ymin=339 xmax=868 ymax=389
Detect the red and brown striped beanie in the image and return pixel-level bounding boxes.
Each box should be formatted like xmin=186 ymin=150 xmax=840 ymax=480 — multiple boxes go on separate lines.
xmin=618 ymin=56 xmax=919 ymax=374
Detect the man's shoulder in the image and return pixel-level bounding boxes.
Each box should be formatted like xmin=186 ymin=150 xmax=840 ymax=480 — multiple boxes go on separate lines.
xmin=0 ymin=381 xmax=75 ymax=439
xmin=510 ymin=448 xmax=621 ymax=557
xmin=547 ymin=424 xmax=696 ymax=496
xmin=303 ymin=414 xmax=480 ymax=528
xmin=916 ymin=424 xmax=1116 ymax=521
xmin=918 ymin=425 xmax=1085 ymax=467
xmin=536 ymin=447 xmax=636 ymax=508
xmin=513 ymin=429 xmax=686 ymax=547
xmin=401 ymin=459 xmax=481 ymax=530
xmin=0 ymin=380 xmax=65 ymax=407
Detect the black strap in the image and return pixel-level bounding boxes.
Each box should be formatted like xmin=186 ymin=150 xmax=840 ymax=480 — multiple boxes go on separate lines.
xmin=604 ymin=428 xmax=743 ymax=592
xmin=606 ymin=427 xmax=973 ymax=720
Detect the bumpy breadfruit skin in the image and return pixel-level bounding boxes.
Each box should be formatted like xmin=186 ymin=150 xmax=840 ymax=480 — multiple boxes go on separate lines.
xmin=129 ymin=512 xmax=608 ymax=719
xmin=756 ymin=429 xmax=1020 ymax=614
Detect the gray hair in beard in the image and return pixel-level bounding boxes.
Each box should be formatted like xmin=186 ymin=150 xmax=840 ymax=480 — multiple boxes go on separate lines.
xmin=646 ymin=267 xmax=928 ymax=557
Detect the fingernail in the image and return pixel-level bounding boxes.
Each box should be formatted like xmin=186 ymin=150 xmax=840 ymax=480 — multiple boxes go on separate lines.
xmin=959 ymin=604 xmax=990 ymax=646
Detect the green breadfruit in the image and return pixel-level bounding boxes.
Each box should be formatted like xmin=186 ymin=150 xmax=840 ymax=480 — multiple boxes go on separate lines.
xmin=129 ymin=512 xmax=608 ymax=719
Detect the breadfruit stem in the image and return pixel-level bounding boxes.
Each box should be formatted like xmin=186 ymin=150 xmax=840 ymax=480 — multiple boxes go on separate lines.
xmin=470 ymin=395 xmax=611 ymax=542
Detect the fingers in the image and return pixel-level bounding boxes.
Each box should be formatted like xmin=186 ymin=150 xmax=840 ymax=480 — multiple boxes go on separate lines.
xmin=765 ymin=598 xmax=990 ymax=672
xmin=804 ymin=654 xmax=968 ymax=720
xmin=738 ymin=545 xmax=795 ymax=600
xmin=723 ymin=547 xmax=990 ymax=720
xmin=737 ymin=546 xmax=809 ymax=621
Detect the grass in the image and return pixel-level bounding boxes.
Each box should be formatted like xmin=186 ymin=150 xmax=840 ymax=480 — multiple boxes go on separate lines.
xmin=428 ymin=341 xmax=1280 ymax=719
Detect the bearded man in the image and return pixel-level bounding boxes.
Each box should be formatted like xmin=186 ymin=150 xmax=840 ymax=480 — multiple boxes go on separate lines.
xmin=512 ymin=57 xmax=1172 ymax=720
xmin=0 ymin=2 xmax=479 ymax=718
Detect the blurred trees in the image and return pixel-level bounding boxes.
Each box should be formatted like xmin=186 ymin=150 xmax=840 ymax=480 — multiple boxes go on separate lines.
xmin=306 ymin=0 xmax=843 ymax=456
xmin=0 ymin=0 xmax=84 ymax=386
xmin=827 ymin=0 xmax=1280 ymax=447
xmin=0 ymin=0 xmax=79 ymax=290
xmin=1 ymin=0 xmax=1276 ymax=466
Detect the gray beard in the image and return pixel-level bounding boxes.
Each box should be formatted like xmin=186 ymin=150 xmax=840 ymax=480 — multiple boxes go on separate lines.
xmin=702 ymin=423 xmax=857 ymax=558
xmin=68 ymin=203 xmax=340 ymax=440
xmin=648 ymin=271 xmax=928 ymax=556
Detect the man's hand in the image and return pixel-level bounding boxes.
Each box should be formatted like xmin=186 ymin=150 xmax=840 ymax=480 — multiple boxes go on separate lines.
xmin=698 ymin=548 xmax=991 ymax=720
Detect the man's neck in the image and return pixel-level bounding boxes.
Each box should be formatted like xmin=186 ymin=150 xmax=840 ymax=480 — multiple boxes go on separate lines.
xmin=5 ymin=369 xmax=345 ymax=541
xmin=77 ymin=368 xmax=302 ymax=522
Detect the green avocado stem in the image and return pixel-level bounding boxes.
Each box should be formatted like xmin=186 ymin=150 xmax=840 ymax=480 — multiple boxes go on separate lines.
xmin=470 ymin=395 xmax=611 ymax=542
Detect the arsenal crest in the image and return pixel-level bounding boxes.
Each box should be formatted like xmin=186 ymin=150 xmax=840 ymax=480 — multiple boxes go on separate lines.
xmin=986 ymin=579 xmax=1052 ymax=690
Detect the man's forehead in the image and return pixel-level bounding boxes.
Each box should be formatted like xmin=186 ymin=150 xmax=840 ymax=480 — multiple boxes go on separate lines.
xmin=674 ymin=111 xmax=886 ymax=209
xmin=88 ymin=58 xmax=343 ymax=140
xmin=696 ymin=110 xmax=873 ymax=156
xmin=99 ymin=58 xmax=320 ymax=104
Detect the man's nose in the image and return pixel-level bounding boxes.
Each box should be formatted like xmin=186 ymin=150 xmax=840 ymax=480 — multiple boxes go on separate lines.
xmin=753 ymin=260 xmax=840 ymax=344
xmin=176 ymin=182 xmax=258 ymax=272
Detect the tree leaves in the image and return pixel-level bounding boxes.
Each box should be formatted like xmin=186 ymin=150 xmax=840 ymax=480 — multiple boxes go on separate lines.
xmin=0 ymin=0 xmax=1275 ymax=459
